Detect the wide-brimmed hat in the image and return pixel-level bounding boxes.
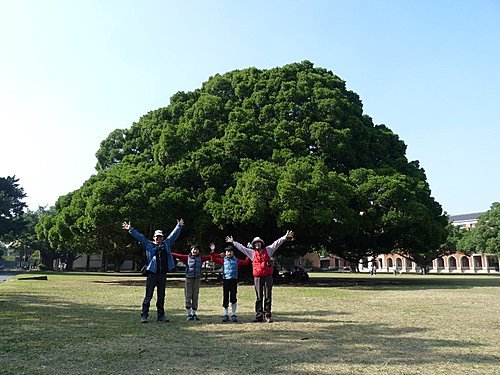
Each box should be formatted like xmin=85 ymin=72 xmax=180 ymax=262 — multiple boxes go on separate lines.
xmin=251 ymin=237 xmax=265 ymax=246
xmin=153 ymin=230 xmax=164 ymax=237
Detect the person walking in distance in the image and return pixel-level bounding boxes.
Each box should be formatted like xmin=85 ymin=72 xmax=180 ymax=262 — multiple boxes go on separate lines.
xmin=225 ymin=230 xmax=294 ymax=323
xmin=122 ymin=219 xmax=184 ymax=323
xmin=210 ymin=243 xmax=250 ymax=322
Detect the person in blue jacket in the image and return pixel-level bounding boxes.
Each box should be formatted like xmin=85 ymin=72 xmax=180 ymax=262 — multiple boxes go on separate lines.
xmin=210 ymin=243 xmax=250 ymax=322
xmin=122 ymin=219 xmax=184 ymax=323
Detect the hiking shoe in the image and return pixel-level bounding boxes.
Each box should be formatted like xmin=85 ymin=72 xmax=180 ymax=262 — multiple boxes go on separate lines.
xmin=222 ymin=315 xmax=229 ymax=322
xmin=187 ymin=314 xmax=194 ymax=321
xmin=157 ymin=316 xmax=169 ymax=322
xmin=192 ymin=314 xmax=200 ymax=321
xmin=140 ymin=316 xmax=148 ymax=323
xmin=231 ymin=315 xmax=238 ymax=322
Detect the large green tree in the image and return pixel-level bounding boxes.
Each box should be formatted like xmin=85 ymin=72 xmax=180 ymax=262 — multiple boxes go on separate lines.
xmin=44 ymin=61 xmax=448 ymax=267
xmin=0 ymin=176 xmax=27 ymax=240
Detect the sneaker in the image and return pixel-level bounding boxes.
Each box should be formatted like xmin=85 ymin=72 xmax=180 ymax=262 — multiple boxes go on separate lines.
xmin=192 ymin=314 xmax=200 ymax=321
xmin=231 ymin=315 xmax=238 ymax=322
xmin=222 ymin=315 xmax=229 ymax=322
xmin=264 ymin=314 xmax=272 ymax=323
xmin=141 ymin=316 xmax=148 ymax=323
xmin=187 ymin=314 xmax=194 ymax=321
xmin=157 ymin=316 xmax=169 ymax=322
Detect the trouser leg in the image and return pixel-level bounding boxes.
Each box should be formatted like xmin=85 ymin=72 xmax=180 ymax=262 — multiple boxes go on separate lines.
xmin=156 ymin=274 xmax=167 ymax=317
xmin=263 ymin=274 xmax=273 ymax=314
xmin=142 ymin=273 xmax=156 ymax=317
xmin=191 ymin=278 xmax=201 ymax=311
xmin=222 ymin=279 xmax=230 ymax=308
xmin=185 ymin=278 xmax=193 ymax=310
xmin=254 ymin=276 xmax=264 ymax=319
xmin=228 ymin=279 xmax=238 ymax=305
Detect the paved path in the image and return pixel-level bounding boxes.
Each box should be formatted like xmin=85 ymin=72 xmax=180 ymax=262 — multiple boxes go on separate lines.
xmin=0 ymin=271 xmax=18 ymax=285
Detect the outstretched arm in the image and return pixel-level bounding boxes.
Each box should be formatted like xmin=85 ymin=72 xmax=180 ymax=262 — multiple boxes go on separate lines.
xmin=238 ymin=257 xmax=251 ymax=266
xmin=210 ymin=243 xmax=225 ymax=264
xmin=165 ymin=219 xmax=184 ymax=244
xmin=171 ymin=253 xmax=188 ymax=263
xmin=123 ymin=222 xmax=150 ymax=249
xmin=201 ymin=254 xmax=212 ymax=262
xmin=267 ymin=230 xmax=294 ymax=257
xmin=225 ymin=236 xmax=254 ymax=259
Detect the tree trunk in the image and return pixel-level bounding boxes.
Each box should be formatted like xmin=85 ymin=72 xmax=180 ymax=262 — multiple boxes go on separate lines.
xmin=40 ymin=250 xmax=56 ymax=271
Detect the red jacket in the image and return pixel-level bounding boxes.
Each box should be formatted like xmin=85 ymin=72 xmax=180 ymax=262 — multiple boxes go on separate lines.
xmin=252 ymin=248 xmax=273 ymax=277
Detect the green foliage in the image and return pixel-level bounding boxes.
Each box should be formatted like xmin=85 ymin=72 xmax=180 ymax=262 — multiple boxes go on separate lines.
xmin=12 ymin=207 xmax=58 ymax=270
xmin=459 ymin=202 xmax=500 ymax=254
xmin=43 ymin=61 xmax=448 ymax=264
xmin=440 ymin=222 xmax=463 ymax=254
xmin=0 ymin=175 xmax=27 ymax=239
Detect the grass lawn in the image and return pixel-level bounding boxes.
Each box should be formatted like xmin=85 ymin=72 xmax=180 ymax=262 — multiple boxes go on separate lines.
xmin=0 ymin=272 xmax=499 ymax=375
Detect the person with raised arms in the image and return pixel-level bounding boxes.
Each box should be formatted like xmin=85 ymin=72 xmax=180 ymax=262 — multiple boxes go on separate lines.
xmin=172 ymin=244 xmax=212 ymax=321
xmin=225 ymin=230 xmax=294 ymax=323
xmin=210 ymin=243 xmax=250 ymax=322
xmin=122 ymin=219 xmax=184 ymax=323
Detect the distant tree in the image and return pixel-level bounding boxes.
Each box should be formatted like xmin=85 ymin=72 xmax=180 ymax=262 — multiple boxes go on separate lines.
xmin=0 ymin=241 xmax=6 ymax=259
xmin=460 ymin=202 xmax=500 ymax=255
xmin=0 ymin=176 xmax=27 ymax=239
xmin=14 ymin=206 xmax=58 ymax=270
xmin=439 ymin=222 xmax=463 ymax=255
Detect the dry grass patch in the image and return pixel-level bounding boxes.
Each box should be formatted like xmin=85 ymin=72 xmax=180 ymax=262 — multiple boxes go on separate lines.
xmin=0 ymin=272 xmax=498 ymax=374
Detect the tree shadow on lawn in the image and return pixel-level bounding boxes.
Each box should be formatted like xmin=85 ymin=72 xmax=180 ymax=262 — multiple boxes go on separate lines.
xmin=93 ymin=278 xmax=222 ymax=287
xmin=91 ymin=275 xmax=500 ymax=291
xmin=1 ymin=292 xmax=497 ymax=374
xmin=282 ymin=276 xmax=500 ymax=291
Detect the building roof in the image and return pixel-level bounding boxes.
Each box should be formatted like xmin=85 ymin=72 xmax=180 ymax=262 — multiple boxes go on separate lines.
xmin=449 ymin=212 xmax=484 ymax=223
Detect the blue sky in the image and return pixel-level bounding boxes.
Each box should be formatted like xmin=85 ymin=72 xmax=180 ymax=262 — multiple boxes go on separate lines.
xmin=1 ymin=0 xmax=499 ymax=215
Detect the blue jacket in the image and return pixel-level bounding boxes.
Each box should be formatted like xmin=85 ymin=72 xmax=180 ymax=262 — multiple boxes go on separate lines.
xmin=223 ymin=257 xmax=239 ymax=280
xmin=129 ymin=224 xmax=183 ymax=273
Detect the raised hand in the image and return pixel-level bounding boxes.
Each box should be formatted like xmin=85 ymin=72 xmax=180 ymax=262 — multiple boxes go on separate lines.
xmin=285 ymin=230 xmax=294 ymax=239
xmin=122 ymin=222 xmax=131 ymax=231
xmin=225 ymin=235 xmax=234 ymax=243
xmin=177 ymin=218 xmax=184 ymax=226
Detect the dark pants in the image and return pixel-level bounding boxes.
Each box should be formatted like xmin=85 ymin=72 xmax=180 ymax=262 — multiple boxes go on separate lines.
xmin=142 ymin=272 xmax=167 ymax=318
xmin=222 ymin=279 xmax=238 ymax=308
xmin=254 ymin=274 xmax=273 ymax=319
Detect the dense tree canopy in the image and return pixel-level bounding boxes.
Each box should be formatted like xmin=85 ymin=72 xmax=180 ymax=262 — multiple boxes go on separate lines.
xmin=0 ymin=176 xmax=27 ymax=240
xmin=459 ymin=202 xmax=500 ymax=255
xmin=40 ymin=61 xmax=449 ymax=269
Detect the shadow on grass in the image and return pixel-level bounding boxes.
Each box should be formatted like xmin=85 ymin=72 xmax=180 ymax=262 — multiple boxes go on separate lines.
xmin=278 ymin=275 xmax=500 ymax=291
xmin=1 ymin=288 xmax=498 ymax=375
xmin=93 ymin=278 xmax=223 ymax=287
xmin=88 ymin=274 xmax=500 ymax=291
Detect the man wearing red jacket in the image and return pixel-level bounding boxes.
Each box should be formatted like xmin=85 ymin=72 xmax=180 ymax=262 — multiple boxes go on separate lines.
xmin=226 ymin=230 xmax=294 ymax=323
